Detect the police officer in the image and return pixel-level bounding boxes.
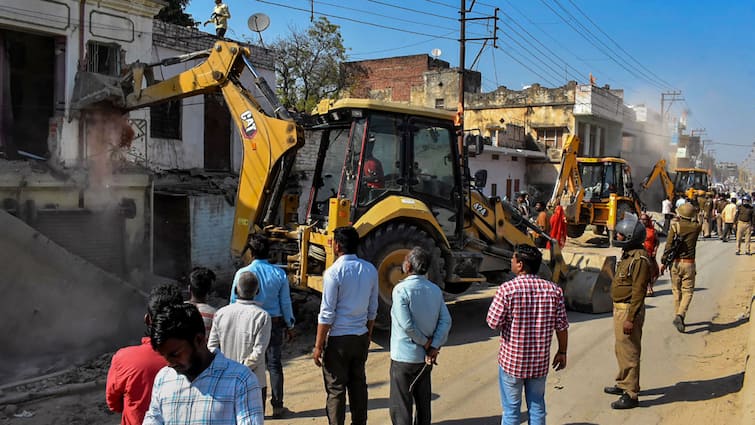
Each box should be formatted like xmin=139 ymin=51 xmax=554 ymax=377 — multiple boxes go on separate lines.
xmin=735 ymin=195 xmax=754 ymax=255
xmin=660 ymin=202 xmax=702 ymax=333
xmin=604 ymin=213 xmax=650 ymax=410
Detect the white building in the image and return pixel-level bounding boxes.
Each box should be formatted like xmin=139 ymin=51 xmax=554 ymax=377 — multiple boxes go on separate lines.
xmin=0 ymin=1 xmax=277 ymax=285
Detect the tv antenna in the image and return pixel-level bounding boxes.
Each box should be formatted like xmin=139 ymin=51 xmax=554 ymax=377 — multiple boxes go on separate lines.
xmin=247 ymin=13 xmax=270 ymax=46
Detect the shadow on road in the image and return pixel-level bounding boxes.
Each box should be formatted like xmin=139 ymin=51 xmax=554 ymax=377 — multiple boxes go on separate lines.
xmin=434 ymin=416 xmax=502 ymax=424
xmin=639 ymin=372 xmax=744 ymax=406
xmin=444 ymin=296 xmax=498 ymax=347
xmin=684 ymin=315 xmax=749 ymax=334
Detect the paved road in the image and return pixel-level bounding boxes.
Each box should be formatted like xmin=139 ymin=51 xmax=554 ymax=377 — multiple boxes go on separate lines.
xmin=272 ymin=236 xmax=753 ymax=424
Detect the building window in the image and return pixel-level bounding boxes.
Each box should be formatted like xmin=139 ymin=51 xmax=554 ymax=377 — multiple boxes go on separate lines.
xmin=87 ymin=41 xmax=121 ymax=76
xmin=150 ymin=99 xmax=182 ymax=140
xmin=492 ymin=154 xmax=499 ymax=160
xmin=491 ymin=183 xmax=497 ymax=197
xmin=535 ymin=127 xmax=565 ymax=149
xmin=511 ymin=156 xmax=518 ymax=162
xmin=435 ymin=98 xmax=445 ymax=109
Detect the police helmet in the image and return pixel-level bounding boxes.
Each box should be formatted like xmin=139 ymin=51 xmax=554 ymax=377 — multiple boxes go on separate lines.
xmin=613 ymin=213 xmax=646 ymax=249
xmin=677 ymin=202 xmax=695 ymax=220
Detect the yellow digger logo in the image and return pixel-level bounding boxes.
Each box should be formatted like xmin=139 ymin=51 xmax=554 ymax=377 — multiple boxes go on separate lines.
xmin=240 ymin=110 xmax=257 ymax=138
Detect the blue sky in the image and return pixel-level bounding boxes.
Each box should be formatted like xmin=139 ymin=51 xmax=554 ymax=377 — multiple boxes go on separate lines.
xmin=186 ymin=0 xmax=755 ymax=166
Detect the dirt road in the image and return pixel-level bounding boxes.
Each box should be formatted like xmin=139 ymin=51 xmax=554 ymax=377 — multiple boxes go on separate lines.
xmin=1 ymin=235 xmax=752 ymax=424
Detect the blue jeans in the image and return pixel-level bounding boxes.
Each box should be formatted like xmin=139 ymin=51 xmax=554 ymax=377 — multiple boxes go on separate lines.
xmin=266 ymin=320 xmax=284 ymax=408
xmin=498 ymin=366 xmax=546 ymax=425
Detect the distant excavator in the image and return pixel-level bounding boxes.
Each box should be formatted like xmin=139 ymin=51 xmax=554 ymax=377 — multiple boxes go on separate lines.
xmin=640 ymin=159 xmax=712 ymax=205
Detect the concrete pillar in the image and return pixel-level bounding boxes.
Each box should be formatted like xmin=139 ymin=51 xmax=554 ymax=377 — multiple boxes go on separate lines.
xmin=583 ymin=123 xmax=592 ymax=156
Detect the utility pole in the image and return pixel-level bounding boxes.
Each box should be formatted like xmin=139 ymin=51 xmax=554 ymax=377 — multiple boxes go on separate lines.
xmin=660 ymin=90 xmax=683 ymax=121
xmin=457 ymin=1 xmax=498 ymax=145
xmin=457 ymin=0 xmax=497 ymax=243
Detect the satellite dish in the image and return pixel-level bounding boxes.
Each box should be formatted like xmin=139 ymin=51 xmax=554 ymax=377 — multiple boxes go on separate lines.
xmin=247 ymin=13 xmax=270 ymax=32
xmin=430 ymin=48 xmax=442 ymax=59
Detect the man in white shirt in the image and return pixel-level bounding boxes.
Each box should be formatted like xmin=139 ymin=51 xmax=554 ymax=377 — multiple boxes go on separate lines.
xmin=662 ymin=197 xmax=673 ymax=234
xmin=208 ymin=272 xmax=271 ymax=411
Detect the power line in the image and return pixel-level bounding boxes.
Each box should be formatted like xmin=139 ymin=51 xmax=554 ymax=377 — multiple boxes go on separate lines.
xmin=494 ymin=45 xmax=559 ymax=87
xmin=255 ymin=0 xmax=458 ymax=40
xmin=563 ymin=0 xmax=675 ymax=89
xmin=538 ymin=0 xmax=668 ymax=91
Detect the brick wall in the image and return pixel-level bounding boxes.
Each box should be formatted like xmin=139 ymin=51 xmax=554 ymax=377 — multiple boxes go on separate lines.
xmin=190 ymin=194 xmax=236 ymax=284
xmin=152 ymin=20 xmax=274 ymax=69
xmin=345 ymin=55 xmax=449 ymax=102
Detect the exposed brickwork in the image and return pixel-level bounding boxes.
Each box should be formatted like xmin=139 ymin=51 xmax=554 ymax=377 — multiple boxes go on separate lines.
xmin=152 ymin=20 xmax=274 ymax=69
xmin=345 ymin=55 xmax=450 ymax=102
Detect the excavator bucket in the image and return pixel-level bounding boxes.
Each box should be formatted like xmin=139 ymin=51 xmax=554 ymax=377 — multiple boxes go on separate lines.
xmin=560 ymin=251 xmax=615 ymax=313
xmin=70 ymin=72 xmax=126 ymax=114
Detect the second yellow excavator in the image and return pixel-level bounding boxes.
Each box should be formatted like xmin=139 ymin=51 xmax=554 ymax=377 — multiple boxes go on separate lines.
xmin=640 ymin=159 xmax=712 ymax=205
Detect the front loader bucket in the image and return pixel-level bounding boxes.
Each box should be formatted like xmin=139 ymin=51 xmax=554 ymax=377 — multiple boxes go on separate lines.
xmin=561 ymin=252 xmax=615 ymax=313
xmin=70 ymin=72 xmax=126 ymax=114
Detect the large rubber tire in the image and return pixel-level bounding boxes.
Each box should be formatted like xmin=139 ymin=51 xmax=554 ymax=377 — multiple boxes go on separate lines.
xmin=566 ymin=224 xmax=586 ymax=238
xmin=358 ymin=223 xmax=444 ymax=325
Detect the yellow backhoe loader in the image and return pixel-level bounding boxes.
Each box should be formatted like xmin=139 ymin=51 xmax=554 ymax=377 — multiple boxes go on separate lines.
xmin=71 ymin=40 xmax=614 ymax=314
xmin=549 ymin=135 xmax=642 ymax=243
xmin=640 ymin=159 xmax=712 ymax=205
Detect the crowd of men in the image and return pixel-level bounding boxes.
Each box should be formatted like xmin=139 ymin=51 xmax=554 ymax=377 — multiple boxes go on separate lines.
xmin=103 ymin=186 xmax=752 ymax=424
xmin=105 ymin=227 xmax=454 ymax=425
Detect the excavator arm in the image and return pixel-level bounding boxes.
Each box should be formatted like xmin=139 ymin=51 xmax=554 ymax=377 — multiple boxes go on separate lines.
xmin=547 ymin=134 xmax=584 ymax=223
xmin=640 ymin=159 xmax=674 ymax=201
xmin=71 ymin=41 xmax=304 ymax=259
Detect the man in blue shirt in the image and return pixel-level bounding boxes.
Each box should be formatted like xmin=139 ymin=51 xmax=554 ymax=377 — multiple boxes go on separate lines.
xmin=389 ymin=247 xmax=452 ymax=425
xmin=313 ymin=226 xmax=379 ymax=425
xmin=231 ymin=234 xmax=295 ymax=418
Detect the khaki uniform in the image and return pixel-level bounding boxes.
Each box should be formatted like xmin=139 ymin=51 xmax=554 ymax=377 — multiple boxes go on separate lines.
xmin=611 ymin=248 xmax=650 ymax=399
xmin=662 ymin=218 xmax=701 ymax=318
xmin=735 ymin=204 xmax=754 ymax=254
xmin=701 ymin=197 xmax=713 ymax=237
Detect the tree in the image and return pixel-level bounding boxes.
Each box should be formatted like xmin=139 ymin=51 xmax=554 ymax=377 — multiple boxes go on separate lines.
xmin=155 ymin=0 xmax=195 ymax=27
xmin=272 ymin=17 xmax=362 ymax=112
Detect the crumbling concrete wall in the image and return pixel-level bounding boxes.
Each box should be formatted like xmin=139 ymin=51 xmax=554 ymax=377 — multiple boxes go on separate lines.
xmin=0 ymin=210 xmax=147 ymax=384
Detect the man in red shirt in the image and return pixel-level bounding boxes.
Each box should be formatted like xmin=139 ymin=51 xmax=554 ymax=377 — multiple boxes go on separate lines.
xmin=486 ymin=245 xmax=569 ymax=425
xmin=106 ymin=284 xmax=184 ymax=425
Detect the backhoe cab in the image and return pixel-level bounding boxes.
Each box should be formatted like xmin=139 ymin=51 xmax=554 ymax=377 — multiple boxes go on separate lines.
xmin=549 ymin=135 xmax=642 ymax=243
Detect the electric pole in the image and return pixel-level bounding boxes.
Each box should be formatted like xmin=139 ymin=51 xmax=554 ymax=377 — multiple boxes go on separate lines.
xmin=660 ymin=90 xmax=683 ymax=121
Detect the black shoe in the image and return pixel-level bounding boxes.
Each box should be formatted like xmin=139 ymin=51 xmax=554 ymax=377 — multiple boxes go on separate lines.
xmin=673 ymin=315 xmax=685 ymax=333
xmin=272 ymin=406 xmax=288 ymax=419
xmin=604 ymin=386 xmax=624 ymax=395
xmin=611 ymin=393 xmax=639 ymax=409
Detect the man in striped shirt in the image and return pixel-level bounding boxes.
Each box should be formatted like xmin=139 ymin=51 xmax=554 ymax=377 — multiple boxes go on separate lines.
xmin=486 ymin=245 xmax=569 ymax=425
xmin=143 ymin=303 xmax=264 ymax=425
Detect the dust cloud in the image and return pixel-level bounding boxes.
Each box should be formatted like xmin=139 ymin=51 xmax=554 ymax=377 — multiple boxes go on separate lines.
xmin=83 ymin=109 xmax=134 ymax=205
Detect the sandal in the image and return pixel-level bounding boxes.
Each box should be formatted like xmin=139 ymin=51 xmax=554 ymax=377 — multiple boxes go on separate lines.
xmin=646 ymin=288 xmax=654 ymax=297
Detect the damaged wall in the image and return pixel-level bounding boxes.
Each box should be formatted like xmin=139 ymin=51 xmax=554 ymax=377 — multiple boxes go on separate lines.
xmin=0 ymin=162 xmax=151 ymax=285
xmin=0 ymin=209 xmax=147 ymax=384
xmin=190 ymin=194 xmax=235 ymax=285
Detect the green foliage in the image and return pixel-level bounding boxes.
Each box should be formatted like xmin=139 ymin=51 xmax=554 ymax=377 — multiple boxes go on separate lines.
xmin=156 ymin=0 xmax=195 ymax=27
xmin=272 ymin=17 xmax=360 ymax=113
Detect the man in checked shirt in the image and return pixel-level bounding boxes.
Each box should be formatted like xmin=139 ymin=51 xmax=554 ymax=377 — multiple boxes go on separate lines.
xmin=486 ymin=245 xmax=569 ymax=425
